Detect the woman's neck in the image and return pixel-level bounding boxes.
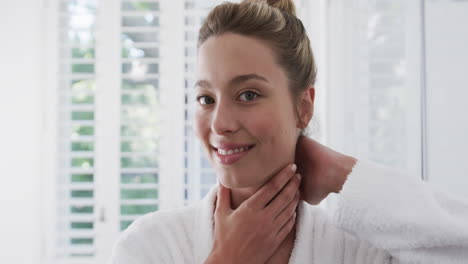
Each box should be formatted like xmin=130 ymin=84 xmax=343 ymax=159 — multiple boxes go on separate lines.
xmin=229 ymin=186 xmax=260 ymax=209
xmin=226 ymin=164 xmax=290 ymax=209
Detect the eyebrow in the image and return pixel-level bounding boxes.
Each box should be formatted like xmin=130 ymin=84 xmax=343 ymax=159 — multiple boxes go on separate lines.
xmin=194 ymin=74 xmax=269 ymax=89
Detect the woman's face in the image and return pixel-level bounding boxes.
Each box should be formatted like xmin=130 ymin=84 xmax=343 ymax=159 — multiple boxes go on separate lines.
xmin=195 ymin=33 xmax=300 ymax=189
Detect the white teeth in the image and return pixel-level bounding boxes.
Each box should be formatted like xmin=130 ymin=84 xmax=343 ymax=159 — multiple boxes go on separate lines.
xmin=216 ymin=146 xmax=251 ymax=156
xmin=218 ymin=149 xmax=226 ymax=155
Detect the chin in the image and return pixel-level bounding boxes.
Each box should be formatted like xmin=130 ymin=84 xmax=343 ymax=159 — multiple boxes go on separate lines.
xmin=217 ymin=169 xmax=265 ymax=189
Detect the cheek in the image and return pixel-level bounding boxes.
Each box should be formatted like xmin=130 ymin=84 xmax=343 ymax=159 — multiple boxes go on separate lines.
xmin=246 ymin=108 xmax=297 ymax=148
xmin=194 ymin=110 xmax=210 ymax=141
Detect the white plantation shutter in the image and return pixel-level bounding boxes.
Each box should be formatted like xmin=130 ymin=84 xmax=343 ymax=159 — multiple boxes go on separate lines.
xmin=119 ymin=0 xmax=162 ymax=231
xmin=55 ymin=0 xmax=98 ymax=258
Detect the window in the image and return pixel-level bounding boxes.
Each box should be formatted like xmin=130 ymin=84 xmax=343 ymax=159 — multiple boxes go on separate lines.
xmin=324 ymin=0 xmax=422 ymax=177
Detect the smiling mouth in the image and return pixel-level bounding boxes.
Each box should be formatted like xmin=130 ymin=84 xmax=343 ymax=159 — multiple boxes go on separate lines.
xmin=212 ymin=145 xmax=255 ymax=156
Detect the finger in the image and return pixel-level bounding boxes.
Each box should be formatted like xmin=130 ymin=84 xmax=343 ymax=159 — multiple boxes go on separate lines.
xmin=272 ymin=190 xmax=299 ymax=228
xmin=216 ymin=183 xmax=232 ymax=215
xmin=245 ymin=163 xmax=297 ymax=209
xmin=276 ymin=211 xmax=297 ymax=241
xmin=266 ymin=173 xmax=301 ymax=217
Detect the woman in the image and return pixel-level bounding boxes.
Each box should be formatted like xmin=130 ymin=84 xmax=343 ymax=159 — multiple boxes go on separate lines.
xmin=109 ymin=0 xmax=468 ymax=263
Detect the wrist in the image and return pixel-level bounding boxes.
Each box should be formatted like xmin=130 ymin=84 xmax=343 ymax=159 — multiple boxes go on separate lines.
xmin=205 ymin=252 xmax=220 ymax=264
xmin=205 ymin=247 xmax=229 ymax=264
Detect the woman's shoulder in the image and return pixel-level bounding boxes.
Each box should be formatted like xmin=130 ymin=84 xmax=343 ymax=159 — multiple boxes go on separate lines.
xmin=120 ymin=201 xmax=203 ymax=243
xmin=109 ymin=201 xmax=205 ymax=263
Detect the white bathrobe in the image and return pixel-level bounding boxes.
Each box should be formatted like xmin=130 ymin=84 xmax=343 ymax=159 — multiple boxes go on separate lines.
xmin=109 ymin=160 xmax=468 ymax=263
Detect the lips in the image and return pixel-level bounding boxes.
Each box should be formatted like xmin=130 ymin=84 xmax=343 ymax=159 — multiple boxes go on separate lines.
xmin=211 ymin=143 xmax=255 ymax=165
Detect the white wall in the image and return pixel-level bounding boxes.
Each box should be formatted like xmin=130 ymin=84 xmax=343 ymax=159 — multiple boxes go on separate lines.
xmin=425 ymin=1 xmax=468 ymax=199
xmin=0 ymin=0 xmax=44 ymax=263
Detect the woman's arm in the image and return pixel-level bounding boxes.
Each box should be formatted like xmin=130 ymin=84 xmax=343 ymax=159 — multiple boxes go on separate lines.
xmin=296 ymin=136 xmax=468 ymax=264
xmin=332 ymin=159 xmax=468 ymax=264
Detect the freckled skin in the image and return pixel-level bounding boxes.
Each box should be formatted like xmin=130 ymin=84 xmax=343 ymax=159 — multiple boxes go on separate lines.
xmin=195 ymin=33 xmax=301 ymax=190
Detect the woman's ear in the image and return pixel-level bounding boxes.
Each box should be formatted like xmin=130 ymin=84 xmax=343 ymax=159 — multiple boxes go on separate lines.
xmin=297 ymin=86 xmax=315 ymax=129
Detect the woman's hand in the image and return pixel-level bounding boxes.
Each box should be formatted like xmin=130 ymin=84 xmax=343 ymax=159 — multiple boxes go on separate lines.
xmin=205 ymin=164 xmax=301 ymax=264
xmin=295 ymin=136 xmax=357 ymax=205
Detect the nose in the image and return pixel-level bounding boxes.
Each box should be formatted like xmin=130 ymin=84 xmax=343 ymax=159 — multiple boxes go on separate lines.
xmin=211 ymin=100 xmax=239 ymax=135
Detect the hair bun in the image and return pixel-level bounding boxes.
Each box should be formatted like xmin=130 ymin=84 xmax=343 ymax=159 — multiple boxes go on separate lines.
xmin=247 ymin=0 xmax=296 ymax=16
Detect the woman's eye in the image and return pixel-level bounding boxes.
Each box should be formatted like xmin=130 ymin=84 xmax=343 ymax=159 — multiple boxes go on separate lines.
xmin=238 ymin=91 xmax=259 ymax=102
xmin=196 ymin=95 xmax=215 ymax=105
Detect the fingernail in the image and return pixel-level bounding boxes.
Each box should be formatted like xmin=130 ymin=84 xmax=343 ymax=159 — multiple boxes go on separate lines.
xmin=291 ymin=164 xmax=297 ymax=172
xmin=296 ymin=173 xmax=301 ymax=181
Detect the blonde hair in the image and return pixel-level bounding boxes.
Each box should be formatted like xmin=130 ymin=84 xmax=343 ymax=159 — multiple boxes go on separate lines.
xmin=198 ymin=0 xmax=317 ymax=99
